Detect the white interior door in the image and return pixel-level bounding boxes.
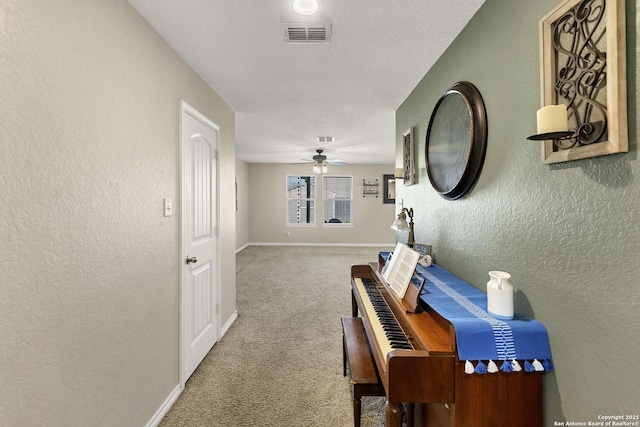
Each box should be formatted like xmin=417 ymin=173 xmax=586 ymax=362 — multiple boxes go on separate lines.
xmin=180 ymin=102 xmax=219 ymax=383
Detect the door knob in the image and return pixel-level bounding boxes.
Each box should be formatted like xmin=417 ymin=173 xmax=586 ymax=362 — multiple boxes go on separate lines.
xmin=185 ymin=256 xmax=198 ymax=265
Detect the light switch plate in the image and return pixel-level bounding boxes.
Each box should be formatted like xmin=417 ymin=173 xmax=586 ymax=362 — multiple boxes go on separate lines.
xmin=164 ymin=198 xmax=172 ymax=217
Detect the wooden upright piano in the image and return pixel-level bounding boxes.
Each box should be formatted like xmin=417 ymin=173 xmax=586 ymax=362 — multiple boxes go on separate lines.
xmin=350 ymin=261 xmax=544 ymax=427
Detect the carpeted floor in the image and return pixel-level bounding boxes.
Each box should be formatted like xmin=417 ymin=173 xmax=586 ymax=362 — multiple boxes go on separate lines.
xmin=159 ymin=245 xmax=394 ymax=427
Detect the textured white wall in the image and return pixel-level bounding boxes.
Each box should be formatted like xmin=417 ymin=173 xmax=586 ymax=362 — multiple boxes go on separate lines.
xmin=396 ymin=0 xmax=639 ymax=423
xmin=0 ymin=1 xmax=235 ymax=425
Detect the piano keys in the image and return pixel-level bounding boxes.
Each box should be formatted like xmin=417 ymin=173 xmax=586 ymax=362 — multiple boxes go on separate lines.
xmin=353 ymin=277 xmax=413 ymax=358
xmin=350 ymin=262 xmax=544 ymax=427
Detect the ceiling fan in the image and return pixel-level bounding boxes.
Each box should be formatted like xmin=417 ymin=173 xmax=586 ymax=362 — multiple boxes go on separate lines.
xmin=299 ymin=149 xmax=347 ymax=166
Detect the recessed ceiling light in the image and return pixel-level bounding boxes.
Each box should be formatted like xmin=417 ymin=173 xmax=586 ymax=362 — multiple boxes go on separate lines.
xmin=292 ymin=0 xmax=319 ymax=15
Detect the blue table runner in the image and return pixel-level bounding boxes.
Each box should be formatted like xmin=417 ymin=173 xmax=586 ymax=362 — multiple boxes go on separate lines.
xmin=380 ymin=252 xmax=553 ymax=374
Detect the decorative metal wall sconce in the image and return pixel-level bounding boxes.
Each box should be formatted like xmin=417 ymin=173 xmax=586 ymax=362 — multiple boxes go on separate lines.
xmin=533 ymin=0 xmax=627 ymax=164
xmin=390 ymin=207 xmax=415 ymax=248
xmin=402 ymin=128 xmax=414 ymax=185
xmin=527 ymin=103 xmax=604 ymax=148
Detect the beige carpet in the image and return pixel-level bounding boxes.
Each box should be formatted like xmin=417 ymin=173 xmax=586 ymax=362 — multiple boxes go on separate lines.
xmin=160 ymin=245 xmax=394 ymax=427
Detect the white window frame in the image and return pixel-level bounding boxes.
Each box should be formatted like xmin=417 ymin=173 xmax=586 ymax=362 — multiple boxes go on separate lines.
xmin=322 ymin=175 xmax=353 ymax=227
xmin=286 ymin=175 xmax=316 ymax=226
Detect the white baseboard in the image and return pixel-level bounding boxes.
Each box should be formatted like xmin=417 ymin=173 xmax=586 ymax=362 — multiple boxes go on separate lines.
xmin=145 ymin=383 xmax=182 ymax=427
xmin=147 ymin=312 xmax=237 ymax=427
xmin=235 ymin=243 xmax=250 ymax=253
xmin=220 ymin=310 xmax=238 ymax=338
xmin=245 ymin=242 xmax=394 ymax=248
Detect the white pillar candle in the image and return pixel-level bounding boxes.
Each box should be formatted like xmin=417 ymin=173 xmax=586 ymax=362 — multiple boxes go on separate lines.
xmin=536 ymin=104 xmax=568 ymax=134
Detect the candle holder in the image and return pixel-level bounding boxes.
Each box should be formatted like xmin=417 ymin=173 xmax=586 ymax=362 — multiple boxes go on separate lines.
xmin=535 ymin=0 xmax=627 ymax=164
xmin=526 ymin=131 xmax=575 ymax=144
xmin=526 ymin=131 xmax=574 ymax=141
xmin=527 ymin=121 xmax=604 ymax=150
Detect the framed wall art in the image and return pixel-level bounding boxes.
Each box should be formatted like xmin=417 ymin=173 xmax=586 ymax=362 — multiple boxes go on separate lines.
xmin=382 ymin=174 xmax=396 ymax=204
xmin=538 ymin=0 xmax=627 ymax=164
xmin=413 ymin=242 xmax=432 ymax=257
xmin=402 ymin=128 xmax=415 ymax=185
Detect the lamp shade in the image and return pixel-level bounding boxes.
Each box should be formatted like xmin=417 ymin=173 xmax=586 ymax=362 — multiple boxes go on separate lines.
xmin=390 ymin=213 xmax=409 ymax=231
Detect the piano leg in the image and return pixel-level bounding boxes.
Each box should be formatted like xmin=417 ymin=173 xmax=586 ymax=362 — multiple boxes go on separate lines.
xmin=385 ymin=401 xmax=404 ymax=427
xmin=353 ymin=398 xmax=362 ymax=427
xmin=351 ymin=290 xmax=359 ymax=317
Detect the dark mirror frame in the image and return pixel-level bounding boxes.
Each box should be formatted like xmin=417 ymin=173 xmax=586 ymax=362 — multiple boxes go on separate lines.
xmin=425 ymin=81 xmax=487 ymax=200
xmin=383 ymin=174 xmax=395 ymax=204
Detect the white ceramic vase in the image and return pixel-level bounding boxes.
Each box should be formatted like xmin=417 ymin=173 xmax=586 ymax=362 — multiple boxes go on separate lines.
xmin=487 ymin=271 xmax=514 ymax=320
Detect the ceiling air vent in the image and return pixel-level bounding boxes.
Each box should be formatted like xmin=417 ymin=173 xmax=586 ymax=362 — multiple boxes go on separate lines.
xmin=283 ymin=23 xmax=331 ymax=43
xmin=317 ymin=136 xmax=335 ymax=143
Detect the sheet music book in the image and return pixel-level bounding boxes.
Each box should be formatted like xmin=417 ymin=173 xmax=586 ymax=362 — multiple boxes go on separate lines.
xmin=383 ymin=243 xmax=420 ymax=298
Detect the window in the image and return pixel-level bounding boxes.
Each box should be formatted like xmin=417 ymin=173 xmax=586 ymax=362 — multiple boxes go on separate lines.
xmin=323 ymin=176 xmax=352 ymax=224
xmin=286 ymin=175 xmax=316 ymax=225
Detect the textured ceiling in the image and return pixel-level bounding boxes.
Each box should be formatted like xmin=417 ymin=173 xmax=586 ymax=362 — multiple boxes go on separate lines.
xmin=127 ymin=0 xmax=485 ymax=165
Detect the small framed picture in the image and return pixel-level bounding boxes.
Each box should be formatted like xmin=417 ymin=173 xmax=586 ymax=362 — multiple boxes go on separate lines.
xmin=413 ymin=242 xmax=432 ymax=257
xmin=402 ymin=128 xmax=414 ymax=185
xmin=383 ymin=174 xmax=396 ymax=204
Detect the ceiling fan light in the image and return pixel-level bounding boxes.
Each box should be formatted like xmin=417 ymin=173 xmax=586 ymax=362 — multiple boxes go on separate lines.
xmin=293 ymin=0 xmax=319 ymax=15
xmin=312 ymin=159 xmax=327 ymax=174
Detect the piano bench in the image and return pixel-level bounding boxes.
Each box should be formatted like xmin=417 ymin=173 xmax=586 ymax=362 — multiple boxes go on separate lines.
xmin=341 ymin=317 xmax=385 ymax=427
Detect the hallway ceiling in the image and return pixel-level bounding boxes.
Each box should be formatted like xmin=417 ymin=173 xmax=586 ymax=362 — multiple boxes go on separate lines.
xmin=127 ymin=0 xmax=485 ymax=165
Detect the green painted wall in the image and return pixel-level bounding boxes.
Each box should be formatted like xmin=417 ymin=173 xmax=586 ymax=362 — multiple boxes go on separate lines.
xmin=396 ymin=0 xmax=638 ymax=423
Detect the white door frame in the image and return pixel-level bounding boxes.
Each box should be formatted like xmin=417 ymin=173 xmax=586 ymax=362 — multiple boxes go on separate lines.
xmin=179 ymin=100 xmax=221 ymax=387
